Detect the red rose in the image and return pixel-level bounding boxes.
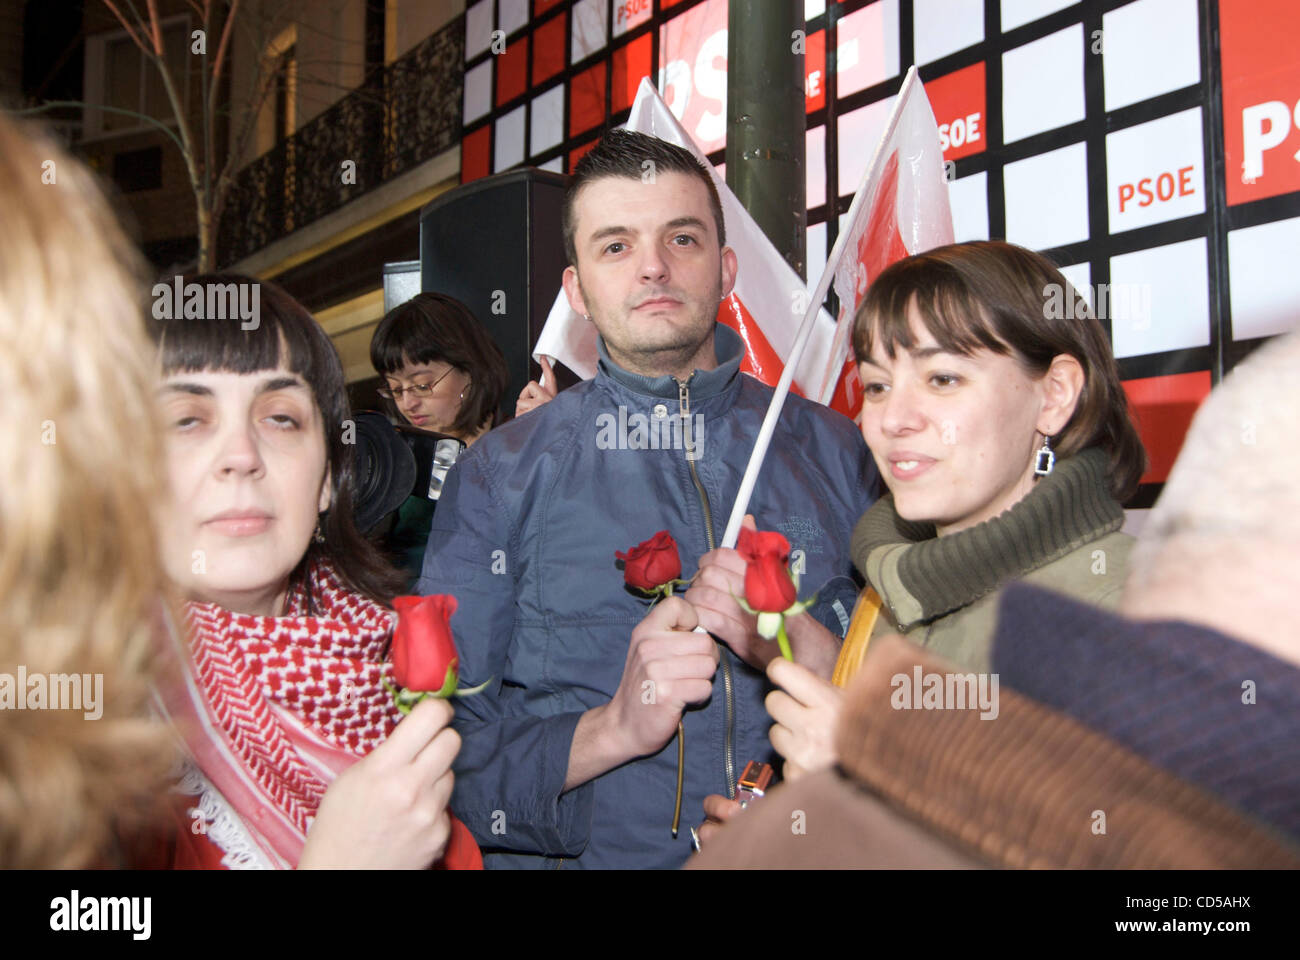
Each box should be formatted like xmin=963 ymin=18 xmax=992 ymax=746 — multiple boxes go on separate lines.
xmin=616 ymin=531 xmax=682 ymax=592
xmin=737 ymin=527 xmax=797 ymax=613
xmin=391 ymin=595 xmax=460 ymax=693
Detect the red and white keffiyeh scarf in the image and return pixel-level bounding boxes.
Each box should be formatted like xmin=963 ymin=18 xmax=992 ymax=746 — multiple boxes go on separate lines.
xmin=159 ymin=561 xmax=399 ymax=868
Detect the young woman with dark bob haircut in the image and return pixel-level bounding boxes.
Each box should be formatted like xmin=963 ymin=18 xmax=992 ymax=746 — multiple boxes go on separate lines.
xmin=147 ymin=275 xmax=479 ymax=869
xmin=369 ymin=292 xmax=509 ymax=581
xmin=370 ymin=292 xmax=509 ymax=444
xmin=700 ymin=241 xmax=1149 ymax=840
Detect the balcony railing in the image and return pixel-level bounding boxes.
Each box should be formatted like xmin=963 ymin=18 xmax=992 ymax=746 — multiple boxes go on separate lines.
xmin=218 ymin=15 xmax=463 ymax=266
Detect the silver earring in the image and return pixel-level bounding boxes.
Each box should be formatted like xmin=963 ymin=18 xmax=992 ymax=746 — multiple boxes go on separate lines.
xmin=1034 ymin=436 xmax=1055 ymax=477
xmin=313 ymin=518 xmax=326 ymax=544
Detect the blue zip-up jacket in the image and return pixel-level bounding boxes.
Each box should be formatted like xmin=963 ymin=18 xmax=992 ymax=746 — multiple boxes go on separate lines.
xmin=417 ymin=324 xmax=877 ymax=868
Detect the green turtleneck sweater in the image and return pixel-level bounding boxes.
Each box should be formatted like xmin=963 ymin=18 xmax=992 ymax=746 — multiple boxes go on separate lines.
xmin=850 ymin=447 xmax=1133 ymax=673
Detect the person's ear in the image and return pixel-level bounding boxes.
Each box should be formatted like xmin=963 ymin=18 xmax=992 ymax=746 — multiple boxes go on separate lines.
xmin=719 ymin=246 xmax=738 ymax=300
xmin=318 ymin=464 xmax=333 ymax=514
xmin=1036 ymin=354 xmax=1086 ymax=437
xmin=562 ymin=265 xmax=589 ymax=318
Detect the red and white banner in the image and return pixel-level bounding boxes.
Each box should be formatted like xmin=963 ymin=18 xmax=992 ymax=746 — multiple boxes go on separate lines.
xmin=533 ymin=77 xmax=839 ymax=405
xmin=1220 ymin=0 xmax=1300 ymax=206
xmin=816 ymin=66 xmax=955 ymax=419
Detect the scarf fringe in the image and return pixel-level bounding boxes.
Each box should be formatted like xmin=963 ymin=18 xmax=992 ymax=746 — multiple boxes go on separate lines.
xmin=175 ymin=761 xmax=275 ymax=870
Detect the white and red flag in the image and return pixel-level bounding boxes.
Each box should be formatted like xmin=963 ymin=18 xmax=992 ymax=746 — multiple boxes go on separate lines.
xmin=815 ymin=66 xmax=956 ymax=419
xmin=533 ymin=78 xmax=838 ymax=403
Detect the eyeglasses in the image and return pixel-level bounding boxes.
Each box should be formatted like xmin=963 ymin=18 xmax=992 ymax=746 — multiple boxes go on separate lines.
xmin=378 ymin=366 xmax=454 ymax=401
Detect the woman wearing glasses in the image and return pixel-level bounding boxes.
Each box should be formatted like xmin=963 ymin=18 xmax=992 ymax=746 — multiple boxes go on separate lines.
xmin=370 ymin=293 xmax=509 ymax=583
xmin=371 ymin=292 xmax=509 ymax=445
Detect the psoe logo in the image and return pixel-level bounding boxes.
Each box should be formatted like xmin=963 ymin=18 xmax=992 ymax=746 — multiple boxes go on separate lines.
xmin=50 ymin=890 xmax=151 ymax=941
xmin=890 ymin=665 xmax=999 ymax=720
xmin=0 ymin=666 xmax=103 ymax=720
xmin=1241 ymin=98 xmax=1300 ymax=181
xmin=151 ymin=275 xmax=260 ymax=330
xmin=596 ymin=406 xmax=706 ymax=460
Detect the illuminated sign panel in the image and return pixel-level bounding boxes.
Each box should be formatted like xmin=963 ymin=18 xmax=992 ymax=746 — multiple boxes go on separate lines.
xmin=459 ymin=0 xmax=1300 ymax=503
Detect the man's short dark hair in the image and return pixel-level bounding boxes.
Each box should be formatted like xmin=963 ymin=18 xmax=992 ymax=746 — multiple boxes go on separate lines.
xmin=562 ymin=129 xmax=726 ymax=266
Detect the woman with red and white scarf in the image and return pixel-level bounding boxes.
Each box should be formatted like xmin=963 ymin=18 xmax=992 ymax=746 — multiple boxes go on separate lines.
xmin=146 ymin=275 xmax=479 ymax=870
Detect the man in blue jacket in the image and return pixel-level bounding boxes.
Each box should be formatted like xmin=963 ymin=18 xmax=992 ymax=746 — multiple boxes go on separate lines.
xmin=418 ymin=129 xmax=876 ymax=868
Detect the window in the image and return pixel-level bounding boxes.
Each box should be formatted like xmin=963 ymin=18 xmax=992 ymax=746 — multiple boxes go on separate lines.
xmin=83 ymin=15 xmax=190 ymax=140
xmin=273 ymin=44 xmax=298 ymax=143
xmin=256 ymin=25 xmax=298 ymax=157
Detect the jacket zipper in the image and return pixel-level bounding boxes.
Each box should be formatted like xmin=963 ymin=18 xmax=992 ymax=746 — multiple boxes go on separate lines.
xmin=676 ymin=378 xmax=736 ymax=799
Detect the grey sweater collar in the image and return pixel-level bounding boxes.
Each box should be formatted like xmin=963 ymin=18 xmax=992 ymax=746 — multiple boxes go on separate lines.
xmin=851 ymin=447 xmax=1123 ymax=626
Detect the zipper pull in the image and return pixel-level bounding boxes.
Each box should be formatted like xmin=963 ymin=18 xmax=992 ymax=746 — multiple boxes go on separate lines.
xmin=677 ymin=379 xmax=697 ymax=459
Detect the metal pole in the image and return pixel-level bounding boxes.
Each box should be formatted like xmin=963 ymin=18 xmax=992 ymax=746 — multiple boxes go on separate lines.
xmin=726 ymin=0 xmax=807 ymax=278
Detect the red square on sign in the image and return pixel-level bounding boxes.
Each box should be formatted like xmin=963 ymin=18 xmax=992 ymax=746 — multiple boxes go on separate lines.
xmin=1122 ymin=369 xmax=1212 ymax=485
xmin=806 ymin=29 xmax=825 ymax=114
xmin=1221 ymin=0 xmax=1300 ymax=205
xmin=533 ymin=13 xmax=567 ymax=86
xmin=496 ymin=37 xmax=529 ymax=107
xmin=570 ymin=61 xmax=607 ymax=138
xmin=924 ymin=61 xmax=986 ymax=162
xmin=534 ymin=0 xmax=563 ymax=15
xmin=613 ymin=33 xmax=652 ymax=114
xmin=461 ymin=126 xmax=490 ymax=184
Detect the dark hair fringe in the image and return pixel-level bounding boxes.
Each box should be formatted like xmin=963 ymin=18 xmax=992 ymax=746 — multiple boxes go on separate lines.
xmin=851 ymin=241 xmax=1148 ymax=502
xmin=369 ymin=292 xmax=509 ymax=436
xmin=561 ymin=128 xmax=726 ymax=266
xmin=146 ymin=273 xmax=408 ymax=606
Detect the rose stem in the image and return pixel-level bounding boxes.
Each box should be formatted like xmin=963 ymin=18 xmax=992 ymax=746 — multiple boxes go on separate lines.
xmin=671 ymin=721 xmax=685 ymax=837
xmin=777 ymin=617 xmax=794 ymax=661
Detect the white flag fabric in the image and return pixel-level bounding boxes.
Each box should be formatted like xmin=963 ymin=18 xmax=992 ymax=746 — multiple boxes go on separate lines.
xmin=815 ymin=66 xmax=956 ymax=418
xmin=533 ymin=78 xmax=839 ymax=403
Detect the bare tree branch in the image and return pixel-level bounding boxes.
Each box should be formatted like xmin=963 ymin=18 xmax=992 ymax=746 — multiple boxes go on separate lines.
xmin=212 ymin=56 xmax=281 ymax=220
xmin=146 ymin=0 xmax=164 ymax=55
xmin=101 ymin=0 xmax=152 ymax=53
xmin=83 ymin=0 xmax=372 ymax=270
xmin=208 ymin=0 xmax=240 ymax=116
xmin=17 ymin=101 xmax=187 ymax=157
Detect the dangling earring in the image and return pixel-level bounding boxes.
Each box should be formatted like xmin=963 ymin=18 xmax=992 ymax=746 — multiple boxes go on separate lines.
xmin=1034 ymin=435 xmax=1055 ymax=477
xmin=313 ymin=518 xmax=326 ymax=544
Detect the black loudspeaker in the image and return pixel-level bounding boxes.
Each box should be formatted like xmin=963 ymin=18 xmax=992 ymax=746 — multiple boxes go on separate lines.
xmin=418 ymin=168 xmax=578 ymax=421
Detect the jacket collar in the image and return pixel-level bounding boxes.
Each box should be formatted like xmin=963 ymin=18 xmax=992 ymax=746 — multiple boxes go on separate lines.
xmin=596 ymin=322 xmax=744 ymax=403
xmin=992 ymin=582 xmax=1300 ymax=845
xmin=834 ymin=633 xmax=1300 ymax=867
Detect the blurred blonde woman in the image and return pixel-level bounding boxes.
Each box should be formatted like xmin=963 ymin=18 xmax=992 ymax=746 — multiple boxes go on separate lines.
xmin=0 ymin=112 xmax=177 ymax=868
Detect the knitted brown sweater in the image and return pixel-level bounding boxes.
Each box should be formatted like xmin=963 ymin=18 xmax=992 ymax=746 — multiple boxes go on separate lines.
xmin=689 ymin=633 xmax=1300 ymax=869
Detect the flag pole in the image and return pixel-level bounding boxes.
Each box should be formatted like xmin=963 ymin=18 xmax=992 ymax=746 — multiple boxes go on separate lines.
xmin=718 ymin=194 xmax=869 ymax=548
xmin=815 ymin=66 xmax=921 ymax=404
xmin=718 ymin=66 xmax=922 ymax=549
